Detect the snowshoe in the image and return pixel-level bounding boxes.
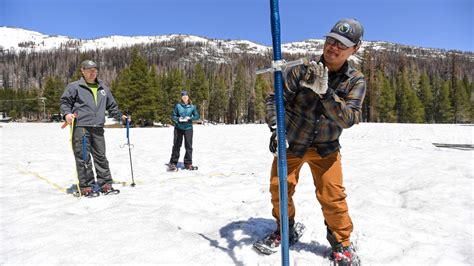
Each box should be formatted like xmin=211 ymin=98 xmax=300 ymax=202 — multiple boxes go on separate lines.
xmin=167 ymin=163 xmax=178 ymax=172
xmin=253 ymin=222 xmax=305 ymax=255
xmin=185 ymin=164 xmax=198 ymax=171
xmin=73 ymin=187 xmax=100 ymax=198
xmin=100 ymin=183 xmax=120 ymax=195
xmin=330 ymin=243 xmax=360 ymax=266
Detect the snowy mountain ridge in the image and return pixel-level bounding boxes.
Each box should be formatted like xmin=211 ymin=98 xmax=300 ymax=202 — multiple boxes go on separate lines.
xmin=2 ymin=26 xmax=469 ymax=61
xmin=0 ymin=26 xmax=268 ymax=54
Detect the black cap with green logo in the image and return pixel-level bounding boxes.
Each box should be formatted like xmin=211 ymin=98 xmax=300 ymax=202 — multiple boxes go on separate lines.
xmin=326 ymin=18 xmax=364 ymax=47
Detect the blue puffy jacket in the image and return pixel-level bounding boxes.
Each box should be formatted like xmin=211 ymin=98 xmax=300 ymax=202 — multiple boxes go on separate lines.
xmin=171 ymin=103 xmax=200 ymax=130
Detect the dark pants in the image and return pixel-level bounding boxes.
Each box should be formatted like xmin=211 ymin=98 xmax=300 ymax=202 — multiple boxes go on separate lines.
xmin=169 ymin=128 xmax=193 ymax=166
xmin=72 ymin=127 xmax=113 ymax=188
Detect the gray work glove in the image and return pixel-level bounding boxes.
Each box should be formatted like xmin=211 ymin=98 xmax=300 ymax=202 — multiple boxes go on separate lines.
xmin=299 ymin=61 xmax=329 ymax=95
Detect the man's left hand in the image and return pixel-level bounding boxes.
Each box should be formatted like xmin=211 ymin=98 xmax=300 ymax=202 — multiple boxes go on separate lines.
xmin=299 ymin=61 xmax=328 ymax=95
xmin=122 ymin=115 xmax=131 ymax=122
xmin=268 ymin=129 xmax=289 ymax=157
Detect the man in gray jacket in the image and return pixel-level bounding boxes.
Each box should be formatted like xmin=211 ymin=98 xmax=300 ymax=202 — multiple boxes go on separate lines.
xmin=60 ymin=60 xmax=126 ymax=196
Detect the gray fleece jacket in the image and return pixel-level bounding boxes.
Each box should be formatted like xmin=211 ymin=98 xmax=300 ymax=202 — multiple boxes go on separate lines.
xmin=60 ymin=77 xmax=121 ymax=127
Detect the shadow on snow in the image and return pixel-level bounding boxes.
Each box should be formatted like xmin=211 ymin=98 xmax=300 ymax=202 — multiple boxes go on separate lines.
xmin=198 ymin=217 xmax=330 ymax=265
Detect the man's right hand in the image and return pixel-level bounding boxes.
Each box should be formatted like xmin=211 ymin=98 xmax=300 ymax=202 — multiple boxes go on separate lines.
xmin=65 ymin=113 xmax=76 ymax=124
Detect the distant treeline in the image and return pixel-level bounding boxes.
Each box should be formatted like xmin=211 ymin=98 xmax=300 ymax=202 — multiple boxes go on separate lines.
xmin=0 ymin=41 xmax=472 ymax=124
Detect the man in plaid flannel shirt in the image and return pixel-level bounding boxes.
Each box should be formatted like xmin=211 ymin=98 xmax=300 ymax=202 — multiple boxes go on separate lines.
xmin=264 ymin=18 xmax=366 ymax=265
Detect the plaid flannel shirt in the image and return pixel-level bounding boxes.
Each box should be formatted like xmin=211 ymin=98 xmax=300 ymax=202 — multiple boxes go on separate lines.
xmin=265 ymin=56 xmax=366 ymax=157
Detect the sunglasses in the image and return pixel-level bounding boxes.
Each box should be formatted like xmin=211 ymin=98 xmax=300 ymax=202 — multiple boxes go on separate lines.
xmin=325 ymin=37 xmax=352 ymax=50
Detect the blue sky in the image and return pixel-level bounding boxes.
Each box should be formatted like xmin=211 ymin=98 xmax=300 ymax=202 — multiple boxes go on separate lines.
xmin=1 ymin=0 xmax=473 ymax=51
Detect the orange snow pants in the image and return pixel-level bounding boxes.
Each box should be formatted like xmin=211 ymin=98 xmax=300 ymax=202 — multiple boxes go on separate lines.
xmin=269 ymin=149 xmax=353 ymax=247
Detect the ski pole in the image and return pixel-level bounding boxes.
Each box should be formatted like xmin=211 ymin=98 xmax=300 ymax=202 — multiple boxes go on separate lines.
xmin=121 ymin=116 xmax=135 ymax=187
xmin=61 ymin=112 xmax=77 ymax=129
xmin=70 ymin=116 xmax=82 ymax=197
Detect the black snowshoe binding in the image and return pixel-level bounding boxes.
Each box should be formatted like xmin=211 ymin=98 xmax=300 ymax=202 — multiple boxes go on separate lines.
xmin=167 ymin=163 xmax=178 ymax=172
xmin=253 ymin=222 xmax=305 ymax=255
xmin=73 ymin=187 xmax=100 ymax=198
xmin=185 ymin=164 xmax=198 ymax=171
xmin=100 ymin=183 xmax=120 ymax=195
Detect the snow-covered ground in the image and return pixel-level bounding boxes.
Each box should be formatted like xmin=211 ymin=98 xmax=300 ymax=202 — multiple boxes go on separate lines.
xmin=0 ymin=123 xmax=472 ymax=265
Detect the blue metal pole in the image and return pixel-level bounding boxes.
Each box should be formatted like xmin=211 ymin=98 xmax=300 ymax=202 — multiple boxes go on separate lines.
xmin=82 ymin=134 xmax=87 ymax=167
xmin=125 ymin=117 xmax=136 ymax=187
xmin=269 ymin=0 xmax=290 ymax=265
xmin=126 ymin=117 xmax=130 ymax=140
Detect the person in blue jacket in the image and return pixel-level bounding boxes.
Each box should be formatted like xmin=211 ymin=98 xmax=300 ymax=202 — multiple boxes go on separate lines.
xmin=168 ymin=90 xmax=200 ymax=171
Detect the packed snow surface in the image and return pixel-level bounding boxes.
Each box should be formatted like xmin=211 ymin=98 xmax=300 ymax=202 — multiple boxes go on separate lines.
xmin=1 ymin=123 xmax=472 ymax=265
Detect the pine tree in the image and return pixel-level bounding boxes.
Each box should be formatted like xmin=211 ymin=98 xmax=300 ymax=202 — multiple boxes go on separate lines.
xmin=208 ymin=76 xmax=228 ymax=123
xmin=418 ymin=72 xmax=434 ymax=122
xmin=22 ymin=88 xmax=41 ymax=120
xmin=189 ymin=64 xmax=209 ymax=120
xmin=145 ymin=65 xmax=160 ymax=125
xmin=397 ymin=69 xmax=424 ymax=123
xmin=112 ymin=68 xmax=132 ymax=111
xmin=154 ymin=72 xmax=169 ymax=124
xmin=361 ymin=50 xmax=376 ymax=121
xmin=452 ymin=78 xmax=470 ymax=122
xmin=42 ymin=76 xmax=65 ymax=117
xmin=434 ymin=80 xmax=454 ymax=123
xmin=162 ymin=68 xmax=185 ymax=125
xmin=406 ymin=90 xmax=425 ymax=123
xmin=9 ymin=109 xmax=18 ymax=120
xmin=469 ymin=82 xmax=474 ymax=124
xmin=464 ymin=76 xmax=474 ymax=123
xmin=247 ymin=81 xmax=256 ymax=123
xmin=229 ymin=63 xmax=247 ymax=124
xmin=376 ymin=70 xmax=396 ymax=122
xmin=254 ymin=75 xmax=269 ymax=123
xmin=113 ymin=48 xmax=153 ymax=126
xmin=0 ymin=88 xmax=14 ymax=118
xmin=397 ymin=70 xmax=410 ymax=123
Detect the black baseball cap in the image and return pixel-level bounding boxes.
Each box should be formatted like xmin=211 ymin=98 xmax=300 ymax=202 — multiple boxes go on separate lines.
xmin=326 ymin=18 xmax=364 ymax=47
xmin=81 ymin=60 xmax=98 ymax=69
